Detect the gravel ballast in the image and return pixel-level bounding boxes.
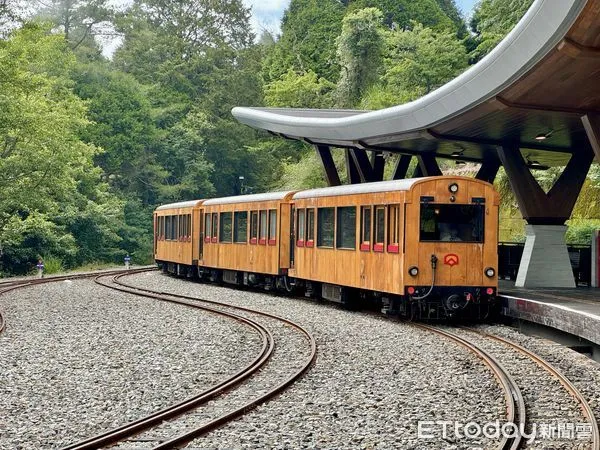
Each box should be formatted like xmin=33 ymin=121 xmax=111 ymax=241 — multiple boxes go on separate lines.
xmin=0 ymin=277 xmax=261 ymax=449
xmin=2 ymin=271 xmax=598 ymax=449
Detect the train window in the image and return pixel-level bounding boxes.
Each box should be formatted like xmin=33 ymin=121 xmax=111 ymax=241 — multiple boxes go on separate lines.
xmin=259 ymin=210 xmax=268 ymax=244
xmin=211 ymin=213 xmax=218 ymax=242
xmin=234 ymin=211 xmax=248 ymax=243
xmin=360 ymin=206 xmax=371 ymax=251
xmin=165 ymin=216 xmax=171 ymax=240
xmin=420 ymin=204 xmax=484 ymax=242
xmin=219 ymin=212 xmax=232 ymax=243
xmin=178 ymin=215 xmax=183 ymax=240
xmin=336 ymin=207 xmax=356 ymax=250
xmin=306 ymin=208 xmax=315 ymax=246
xmin=205 ymin=214 xmax=212 ymax=241
xmin=174 ymin=215 xmax=179 ymax=241
xmin=297 ymin=209 xmax=305 ymax=246
xmin=387 ymin=205 xmax=401 ymax=253
xmin=317 ymin=207 xmax=334 ymax=248
xmin=268 ymin=209 xmax=277 ymax=245
xmin=250 ymin=211 xmax=258 ymax=244
xmin=158 ymin=216 xmax=164 ymax=240
xmin=186 ymin=214 xmax=191 ymax=239
xmin=374 ymin=206 xmax=385 ymax=252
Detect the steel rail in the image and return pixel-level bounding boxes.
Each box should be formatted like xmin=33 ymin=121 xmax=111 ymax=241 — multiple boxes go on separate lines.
xmin=463 ymin=327 xmax=600 ymax=450
xmin=62 ymin=274 xmax=275 ymax=450
xmin=111 ymin=273 xmax=318 ymax=450
xmin=412 ymin=323 xmax=526 ymax=450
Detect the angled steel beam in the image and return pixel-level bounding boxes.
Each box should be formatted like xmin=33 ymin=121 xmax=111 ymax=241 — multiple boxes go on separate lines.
xmin=345 ymin=149 xmax=361 ymax=184
xmin=371 ymin=151 xmax=386 ymax=181
xmin=497 ymin=143 xmax=593 ymax=224
xmin=392 ymin=155 xmax=412 ymax=180
xmin=476 ymin=157 xmax=501 ymax=183
xmin=416 ymin=153 xmax=442 ymax=176
xmin=582 ymin=114 xmax=600 ymax=162
xmin=315 ymin=145 xmax=341 ymax=186
xmin=349 ymin=148 xmax=376 ymax=182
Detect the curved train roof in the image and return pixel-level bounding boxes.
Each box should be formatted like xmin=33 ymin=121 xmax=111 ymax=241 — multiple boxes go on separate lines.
xmin=292 ymin=176 xmax=487 ymax=199
xmin=232 ymin=0 xmax=599 ymax=167
xmin=155 ymin=200 xmax=204 ymax=211
xmin=202 ymin=191 xmax=296 ymax=206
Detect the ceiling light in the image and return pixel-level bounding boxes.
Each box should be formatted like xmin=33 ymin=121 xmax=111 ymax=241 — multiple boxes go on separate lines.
xmin=535 ymin=130 xmax=553 ymax=141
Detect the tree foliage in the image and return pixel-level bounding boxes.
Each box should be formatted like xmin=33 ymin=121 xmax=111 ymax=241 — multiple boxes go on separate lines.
xmin=264 ymin=69 xmax=336 ymax=108
xmin=469 ymin=0 xmax=534 ymax=61
xmin=261 ymin=0 xmax=345 ymax=84
xmin=0 ymin=24 xmax=121 ymax=273
xmin=335 ymin=7 xmax=385 ymax=108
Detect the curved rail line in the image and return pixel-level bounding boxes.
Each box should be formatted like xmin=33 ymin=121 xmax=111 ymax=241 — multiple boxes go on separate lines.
xmin=63 ymin=273 xmax=275 ymax=449
xmin=64 ymin=272 xmax=317 ymax=450
xmin=412 ymin=323 xmax=526 ymax=450
xmin=463 ymin=327 xmax=600 ymax=450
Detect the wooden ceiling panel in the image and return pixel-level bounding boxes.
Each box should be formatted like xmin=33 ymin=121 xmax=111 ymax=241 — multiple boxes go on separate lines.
xmin=567 ymin=1 xmax=600 ymax=47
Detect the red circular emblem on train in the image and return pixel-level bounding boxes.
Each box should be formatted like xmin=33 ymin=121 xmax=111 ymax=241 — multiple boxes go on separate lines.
xmin=444 ymin=254 xmax=459 ymax=267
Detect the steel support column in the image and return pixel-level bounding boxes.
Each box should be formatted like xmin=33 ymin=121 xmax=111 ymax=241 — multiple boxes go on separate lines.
xmin=582 ymin=114 xmax=600 ymax=162
xmin=371 ymin=151 xmax=386 ymax=181
xmin=497 ymin=143 xmax=594 ymax=287
xmin=497 ymin=144 xmax=593 ymax=224
xmin=392 ymin=155 xmax=412 ymax=180
xmin=416 ymin=154 xmax=442 ymax=177
xmin=345 ymin=149 xmax=361 ymax=184
xmin=315 ymin=145 xmax=341 ymax=186
xmin=349 ymin=148 xmax=376 ymax=182
xmin=476 ymin=157 xmax=501 ymax=183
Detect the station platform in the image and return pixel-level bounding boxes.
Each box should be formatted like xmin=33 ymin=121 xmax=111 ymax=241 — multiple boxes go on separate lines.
xmin=499 ymin=280 xmax=600 ymax=347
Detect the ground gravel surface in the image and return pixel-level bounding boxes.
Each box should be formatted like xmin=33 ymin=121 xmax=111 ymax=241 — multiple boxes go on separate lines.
xmin=120 ymin=271 xmax=506 ymax=449
xmin=476 ymin=323 xmax=600 ymax=450
xmin=0 ymin=277 xmax=261 ymax=449
xmin=447 ymin=327 xmax=591 ymax=450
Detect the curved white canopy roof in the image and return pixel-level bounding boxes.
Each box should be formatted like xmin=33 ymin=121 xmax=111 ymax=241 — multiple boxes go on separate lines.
xmin=232 ymin=0 xmax=590 ymax=166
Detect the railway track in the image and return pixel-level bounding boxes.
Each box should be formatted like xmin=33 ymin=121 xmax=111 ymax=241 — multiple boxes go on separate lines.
xmin=63 ymin=272 xmax=317 ymax=450
xmin=416 ymin=323 xmax=600 ymax=449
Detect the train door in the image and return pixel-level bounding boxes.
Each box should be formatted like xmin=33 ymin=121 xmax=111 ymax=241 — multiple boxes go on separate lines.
xmin=290 ymin=205 xmax=295 ymax=269
xmin=199 ymin=209 xmax=204 ymax=261
xmin=153 ymin=213 xmax=158 ymax=257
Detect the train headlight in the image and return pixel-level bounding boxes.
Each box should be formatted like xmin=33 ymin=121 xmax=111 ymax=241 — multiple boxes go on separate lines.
xmin=448 ymin=183 xmax=459 ymax=194
xmin=408 ymin=266 xmax=419 ymax=277
xmin=485 ymin=267 xmax=495 ymax=278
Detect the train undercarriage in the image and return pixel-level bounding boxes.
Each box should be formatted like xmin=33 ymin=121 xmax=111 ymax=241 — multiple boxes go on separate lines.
xmin=157 ymin=261 xmax=499 ymax=320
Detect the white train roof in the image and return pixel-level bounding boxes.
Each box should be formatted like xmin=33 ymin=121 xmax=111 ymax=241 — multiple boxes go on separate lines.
xmin=202 ymin=191 xmax=296 ymax=205
xmin=155 ymin=200 xmax=204 ymax=211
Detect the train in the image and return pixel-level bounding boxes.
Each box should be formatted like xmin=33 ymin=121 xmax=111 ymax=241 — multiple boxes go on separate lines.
xmin=154 ymin=176 xmax=499 ymax=319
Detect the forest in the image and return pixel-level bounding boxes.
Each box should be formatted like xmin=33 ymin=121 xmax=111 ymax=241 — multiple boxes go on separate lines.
xmin=0 ymin=0 xmax=598 ymax=275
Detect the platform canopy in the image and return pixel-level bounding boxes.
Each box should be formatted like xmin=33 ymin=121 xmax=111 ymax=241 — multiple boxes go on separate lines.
xmin=232 ymin=0 xmax=600 ymax=169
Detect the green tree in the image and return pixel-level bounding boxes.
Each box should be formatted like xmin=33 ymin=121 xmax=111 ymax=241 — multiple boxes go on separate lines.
xmin=264 ymin=69 xmax=336 ymax=108
xmin=0 ymin=24 xmax=120 ymax=273
xmin=347 ymin=0 xmax=454 ymax=32
xmin=34 ymin=0 xmax=116 ymax=52
xmin=469 ymin=0 xmax=534 ymax=61
xmin=261 ymin=0 xmax=345 ymax=84
xmin=335 ymin=7 xmax=385 ymax=108
xmin=382 ymin=22 xmax=468 ymax=100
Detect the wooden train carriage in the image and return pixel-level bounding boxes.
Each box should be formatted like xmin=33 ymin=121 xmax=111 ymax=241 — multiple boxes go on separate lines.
xmin=290 ymin=177 xmax=499 ymax=301
xmin=154 ymin=200 xmax=204 ymax=273
xmin=200 ymin=192 xmax=295 ymax=279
